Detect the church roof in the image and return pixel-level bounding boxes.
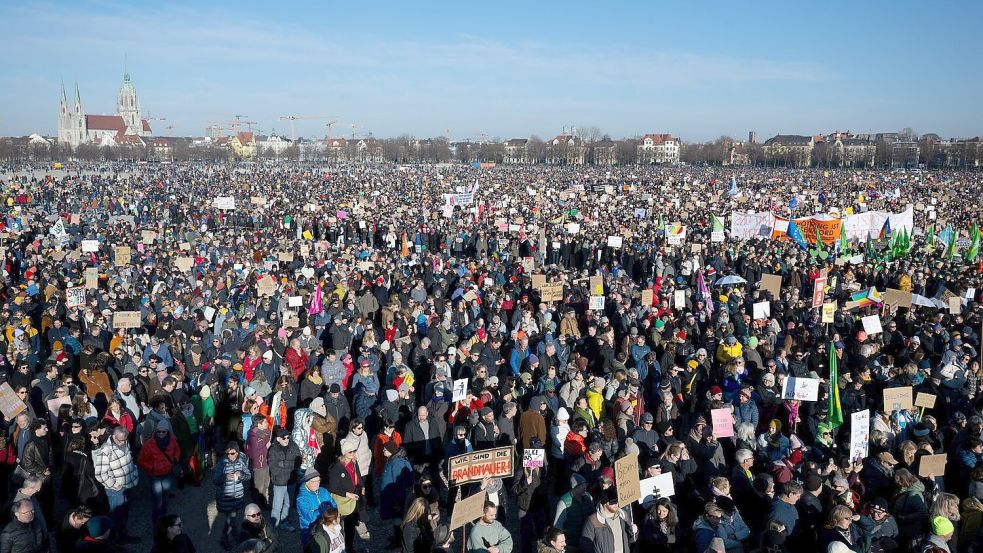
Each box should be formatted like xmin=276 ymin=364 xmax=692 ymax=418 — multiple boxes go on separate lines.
xmin=142 ymin=120 xmax=151 ymax=132
xmin=86 ymin=115 xmax=128 ymax=132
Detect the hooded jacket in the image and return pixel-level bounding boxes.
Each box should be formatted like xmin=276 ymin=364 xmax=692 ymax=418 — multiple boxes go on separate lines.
xmin=214 ymin=445 xmax=252 ymax=513
xmin=580 ymin=507 xmax=634 ymax=553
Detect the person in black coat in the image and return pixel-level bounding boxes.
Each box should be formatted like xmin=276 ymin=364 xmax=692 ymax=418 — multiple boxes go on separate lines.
xmin=403 ymin=406 xmax=443 ymax=470
xmin=328 ymin=441 xmax=369 ymax=551
xmin=237 ymin=503 xmax=280 ymax=553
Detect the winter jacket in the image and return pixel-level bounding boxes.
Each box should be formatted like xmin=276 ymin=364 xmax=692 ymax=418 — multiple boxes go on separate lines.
xmin=213 ymin=449 xmax=252 ymax=513
xmin=693 ymin=512 xmax=751 ymax=553
xmin=268 ymin=441 xmax=301 ymax=486
xmin=93 ymin=440 xmax=138 ymax=491
xmin=297 ymin=486 xmax=336 ymax=544
xmin=518 ymin=398 xmax=548 ymax=449
xmin=580 ymin=509 xmax=634 ymax=553
xmin=380 ymin=452 xmax=414 ymax=520
xmin=554 ymin=491 xmax=593 ymax=542
xmin=137 ymin=434 xmax=180 ymax=477
xmin=0 ymin=518 xmax=46 ymax=553
xmin=893 ymin=481 xmax=928 ymax=539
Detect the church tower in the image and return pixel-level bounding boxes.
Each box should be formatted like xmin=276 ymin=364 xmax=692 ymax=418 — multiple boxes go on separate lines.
xmin=58 ymin=81 xmax=85 ymax=147
xmin=117 ymin=68 xmax=143 ymax=135
xmin=58 ymin=81 xmax=70 ymax=145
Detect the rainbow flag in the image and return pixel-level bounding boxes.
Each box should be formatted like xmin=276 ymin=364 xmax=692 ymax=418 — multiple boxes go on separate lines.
xmin=850 ymin=287 xmax=883 ymax=308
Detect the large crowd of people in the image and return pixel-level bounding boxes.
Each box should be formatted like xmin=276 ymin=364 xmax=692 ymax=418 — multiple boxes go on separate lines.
xmin=0 ymin=160 xmax=981 ymax=553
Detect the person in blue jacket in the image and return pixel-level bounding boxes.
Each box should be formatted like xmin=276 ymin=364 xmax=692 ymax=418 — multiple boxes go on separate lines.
xmin=296 ymin=468 xmax=337 ymax=546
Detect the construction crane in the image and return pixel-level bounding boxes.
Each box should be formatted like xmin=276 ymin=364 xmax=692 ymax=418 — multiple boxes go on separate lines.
xmin=278 ymin=115 xmax=336 ymax=142
xmin=229 ymin=115 xmax=248 ymax=132
xmin=325 ymin=120 xmax=338 ymax=140
xmin=243 ymin=121 xmax=259 ymax=133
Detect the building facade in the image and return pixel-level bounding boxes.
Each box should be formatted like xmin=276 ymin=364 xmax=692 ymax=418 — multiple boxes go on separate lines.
xmin=636 ymin=134 xmax=680 ymax=164
xmin=58 ymin=71 xmax=152 ymax=148
xmin=762 ymin=134 xmax=814 ymax=167
xmin=545 ymin=134 xmax=586 ymax=165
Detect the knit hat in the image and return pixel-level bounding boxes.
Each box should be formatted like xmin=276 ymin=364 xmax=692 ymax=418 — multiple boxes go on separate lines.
xmin=932 ymin=516 xmax=955 ymax=536
xmin=384 ymin=440 xmax=400 ymax=455
xmin=557 ymin=407 xmax=570 ymax=421
xmin=803 ymin=474 xmax=823 ymax=492
xmin=340 ymin=440 xmax=357 ymax=454
xmin=155 ymin=420 xmax=172 ymax=433
xmin=302 ymin=468 xmax=320 ymax=483
xmin=570 ymin=473 xmax=587 ymax=489
xmin=310 ymin=397 xmax=327 ymax=417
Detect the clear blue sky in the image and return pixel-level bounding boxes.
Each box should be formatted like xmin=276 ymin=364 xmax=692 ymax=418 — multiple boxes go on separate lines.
xmin=1 ymin=1 xmax=980 ymax=142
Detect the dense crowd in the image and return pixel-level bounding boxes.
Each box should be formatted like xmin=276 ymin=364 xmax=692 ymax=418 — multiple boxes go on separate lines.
xmin=0 ymin=161 xmax=981 ymax=553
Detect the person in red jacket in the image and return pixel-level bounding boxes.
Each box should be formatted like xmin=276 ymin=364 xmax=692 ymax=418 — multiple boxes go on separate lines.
xmin=137 ymin=420 xmax=181 ymax=521
xmin=285 ymin=338 xmax=310 ymax=380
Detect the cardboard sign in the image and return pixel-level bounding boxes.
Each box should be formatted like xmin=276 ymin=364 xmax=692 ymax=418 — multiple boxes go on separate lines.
xmin=257 ymin=276 xmax=276 ymax=297
xmin=914 ymin=392 xmax=937 ymax=409
xmin=112 ymin=311 xmax=142 ymax=329
xmin=0 ymin=382 xmax=27 ymax=419
xmin=641 ymin=289 xmax=653 ymax=306
xmin=821 ymin=303 xmax=836 ymax=323
xmin=711 ymin=408 xmax=734 ymax=438
xmin=174 ymin=257 xmax=194 ymax=272
xmin=639 ymin=472 xmax=675 ymax=505
xmin=250 ymin=196 xmax=267 ymax=206
xmin=919 ymin=454 xmax=947 ymax=478
xmin=606 ymin=235 xmax=623 ymax=248
xmin=452 ymin=378 xmax=469 ymax=402
xmin=711 ymin=230 xmax=725 ymax=243
xmin=781 ymin=376 xmax=820 ymax=401
xmin=85 ymin=268 xmax=99 ymax=289
xmin=761 ymin=273 xmax=782 ymax=298
xmin=614 ymin=454 xmax=641 ymax=507
xmin=883 ymin=386 xmax=914 ymax=412
xmin=590 ymin=276 xmax=604 ymax=296
xmin=540 ymin=284 xmax=564 ymax=302
xmin=114 ymin=246 xmax=131 ymax=266
xmin=531 ymin=274 xmax=546 ymax=289
xmin=849 ymin=409 xmax=870 ymax=464
xmin=447 ymin=446 xmax=514 ymax=485
xmin=278 ymin=252 xmax=295 ymax=263
xmin=522 ymin=448 xmax=545 ymax=468
xmin=141 ymin=230 xmax=157 ymax=243
xmin=589 ymin=296 xmax=605 ymax=311
xmin=450 ymin=490 xmax=486 ymax=531
xmin=81 ymin=239 xmax=99 ymax=253
xmin=812 ymin=277 xmax=827 ymax=308
xmin=949 ymin=296 xmax=962 ymax=315
xmin=883 ymin=288 xmax=913 ymax=309
xmin=861 ymin=315 xmax=883 ymax=335
xmin=66 ymin=287 xmax=86 ymax=309
xmin=753 ymin=301 xmax=770 ymax=320
xmin=674 ymin=289 xmax=686 ymax=309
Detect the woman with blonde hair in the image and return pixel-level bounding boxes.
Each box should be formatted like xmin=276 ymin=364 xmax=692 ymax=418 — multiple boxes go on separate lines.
xmin=929 ymin=492 xmax=961 ymax=551
xmin=399 ymin=497 xmax=433 ymax=553
xmin=820 ymin=504 xmax=871 ymax=552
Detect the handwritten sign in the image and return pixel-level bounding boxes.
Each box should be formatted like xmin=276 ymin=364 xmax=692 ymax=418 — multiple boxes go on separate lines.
xmin=822 ymin=303 xmax=836 ymax=323
xmin=753 ymin=301 xmax=770 ymax=320
xmin=81 ymin=240 xmax=99 ymax=253
xmin=448 ymin=446 xmax=514 ymax=485
xmin=114 ymin=246 xmax=131 ymax=266
xmin=257 ymin=276 xmax=276 ymax=297
xmin=278 ymin=252 xmax=294 ymax=263
xmin=883 ymin=386 xmax=914 ymax=412
xmin=641 ymin=289 xmax=653 ymax=306
xmin=213 ymin=196 xmax=236 ymax=210
xmin=590 ymin=276 xmax=604 ymax=296
xmin=288 ymin=296 xmax=303 ymax=308
xmin=522 ymin=448 xmax=545 ymax=468
xmin=781 ymin=376 xmax=820 ymax=401
xmin=450 ymin=490 xmax=486 ymax=531
xmin=452 ymin=378 xmax=469 ymax=402
xmin=540 ymin=284 xmax=564 ymax=302
xmin=861 ymin=315 xmax=883 ymax=335
xmin=614 ymin=454 xmax=641 ymax=507
xmin=112 ymin=311 xmax=142 ymax=329
xmin=849 ymin=409 xmax=870 ymax=463
xmin=85 ymin=268 xmax=99 ymax=289
xmin=606 ymin=235 xmax=623 ymax=248
xmin=531 ymin=274 xmax=546 ymax=289
xmin=919 ymin=454 xmax=947 ymax=478
xmin=711 ymin=408 xmax=734 ymax=438
xmin=674 ymin=289 xmax=686 ymax=309
xmin=66 ymin=287 xmax=86 ymax=308
xmin=174 ymin=257 xmax=194 ymax=272
xmin=761 ymin=273 xmax=782 ymax=297
xmin=914 ymin=392 xmax=937 ymax=409
xmin=589 ymin=296 xmax=605 ymax=311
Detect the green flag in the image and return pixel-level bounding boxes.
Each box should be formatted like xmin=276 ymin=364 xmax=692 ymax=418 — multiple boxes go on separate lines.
xmin=839 ymin=228 xmax=849 ymax=255
xmin=967 ymin=224 xmax=980 ymax=262
xmin=926 ymin=224 xmax=935 ymax=247
xmin=946 ymin=230 xmax=958 ymax=261
xmin=658 ymin=213 xmax=665 ymax=233
xmin=829 ymin=342 xmax=843 ymax=430
xmin=711 ymin=214 xmax=724 ymax=232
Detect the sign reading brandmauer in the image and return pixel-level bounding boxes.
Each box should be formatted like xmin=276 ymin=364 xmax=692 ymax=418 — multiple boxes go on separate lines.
xmin=614 ymin=454 xmax=641 ymax=507
xmin=449 ymin=490 xmax=487 ymax=531
xmin=113 ymin=311 xmax=141 ymax=329
xmin=447 ymin=446 xmax=514 ymax=485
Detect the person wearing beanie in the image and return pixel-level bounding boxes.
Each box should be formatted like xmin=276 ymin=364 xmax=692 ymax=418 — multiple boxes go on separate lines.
xmin=213 ymin=441 xmax=252 ymax=549
xmin=580 ymin=487 xmax=635 ymax=553
xmin=921 ymin=515 xmax=956 ymax=552
xmin=136 ymin=417 xmax=182 ymax=521
xmin=554 ymin=473 xmax=592 ymax=549
xmin=296 ymin=468 xmax=336 ymax=545
xmin=867 ymin=497 xmax=899 ymax=553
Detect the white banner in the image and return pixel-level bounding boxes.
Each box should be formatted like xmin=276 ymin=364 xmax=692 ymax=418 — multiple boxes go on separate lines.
xmin=730 ymin=212 xmax=774 ymax=240
xmin=850 ymin=410 xmax=870 ymax=463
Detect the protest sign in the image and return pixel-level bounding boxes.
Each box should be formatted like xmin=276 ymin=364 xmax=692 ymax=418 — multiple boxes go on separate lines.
xmin=812 ymin=277 xmax=827 ymax=308
xmin=531 ymin=274 xmax=546 ymax=289
xmin=861 ymin=315 xmax=883 ymax=335
xmin=540 ymin=284 xmax=564 ymax=302
xmin=883 ymin=386 xmax=914 ymax=412
xmin=639 ymin=472 xmax=675 ymax=505
xmin=448 ymin=446 xmax=514 ymax=485
xmin=667 ymin=233 xmax=683 ymax=246
xmin=711 ymin=230 xmax=725 ymax=243
xmin=85 ymin=268 xmax=99 ymax=289
xmin=250 ymin=196 xmax=266 ymax=206
xmin=915 ymin=392 xmax=937 ymax=409
xmin=114 ymin=246 xmax=131 ymax=266
xmin=589 ymin=296 xmax=605 ymax=311
xmin=711 ymin=408 xmax=734 ymax=438
xmin=288 ymin=296 xmax=303 ymax=308
xmin=781 ymin=376 xmax=820 ymax=401
xmin=614 ymin=454 xmax=641 ymax=507
xmin=761 ymin=273 xmax=782 ymax=297
xmin=590 ymin=276 xmax=604 ymax=296
xmin=213 ymin=196 xmax=236 ymax=210
xmin=606 ymin=235 xmax=623 ymax=248
xmin=113 ymin=311 xmax=142 ymax=329
xmin=174 ymin=257 xmax=194 ymax=272
xmin=950 ymin=296 xmax=962 ymax=314
xmin=883 ymin=288 xmax=913 ymax=309
xmin=141 ymin=230 xmax=157 ymax=243
xmin=449 ymin=490 xmax=486 ymax=531
xmin=278 ymin=252 xmax=295 ymax=263
xmin=81 ymin=240 xmax=99 ymax=253
xmin=919 ymin=454 xmax=947 ymax=478
xmin=641 ymin=289 xmax=653 ymax=306
xmin=452 ymin=378 xmax=469 ymax=402
xmin=256 ymin=276 xmax=276 ymax=297
xmin=66 ymin=287 xmax=85 ymax=308
xmin=849 ymin=410 xmax=870 ymax=463
xmin=674 ymin=289 xmax=686 ymax=309
xmin=522 ymin=449 xmax=545 ymax=468
xmin=822 ymin=303 xmax=836 ymax=323
xmin=753 ymin=301 xmax=770 ymax=320
xmin=0 ymin=382 xmax=26 ymax=420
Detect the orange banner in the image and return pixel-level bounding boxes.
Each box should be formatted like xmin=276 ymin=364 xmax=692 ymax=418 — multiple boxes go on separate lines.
xmin=795 ymin=218 xmax=842 ymax=245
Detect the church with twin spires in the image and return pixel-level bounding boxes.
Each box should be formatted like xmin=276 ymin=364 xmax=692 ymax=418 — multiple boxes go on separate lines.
xmin=58 ymin=69 xmax=152 ymax=148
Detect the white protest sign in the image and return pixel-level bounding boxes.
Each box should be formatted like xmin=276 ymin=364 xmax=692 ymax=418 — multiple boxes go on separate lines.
xmin=674 ymin=290 xmax=686 ymax=309
xmin=522 ymin=449 xmax=545 ymax=468
xmin=711 ymin=231 xmax=725 ymax=243
xmin=849 ymin=409 xmax=870 ymax=464
xmin=639 ymin=472 xmax=675 ymax=506
xmin=861 ymin=315 xmax=883 ymax=335
xmin=81 ymin=240 xmax=99 ymax=253
xmin=589 ymin=296 xmax=605 ymax=311
xmin=66 ymin=287 xmax=86 ymax=308
xmin=288 ymin=296 xmax=303 ymax=308
xmin=452 ymin=378 xmax=469 ymax=402
xmin=606 ymin=236 xmax=623 ymax=248
xmin=213 ymin=196 xmax=236 ymax=210
xmin=753 ymin=301 xmax=770 ymax=320
xmin=781 ymin=376 xmax=820 ymax=401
